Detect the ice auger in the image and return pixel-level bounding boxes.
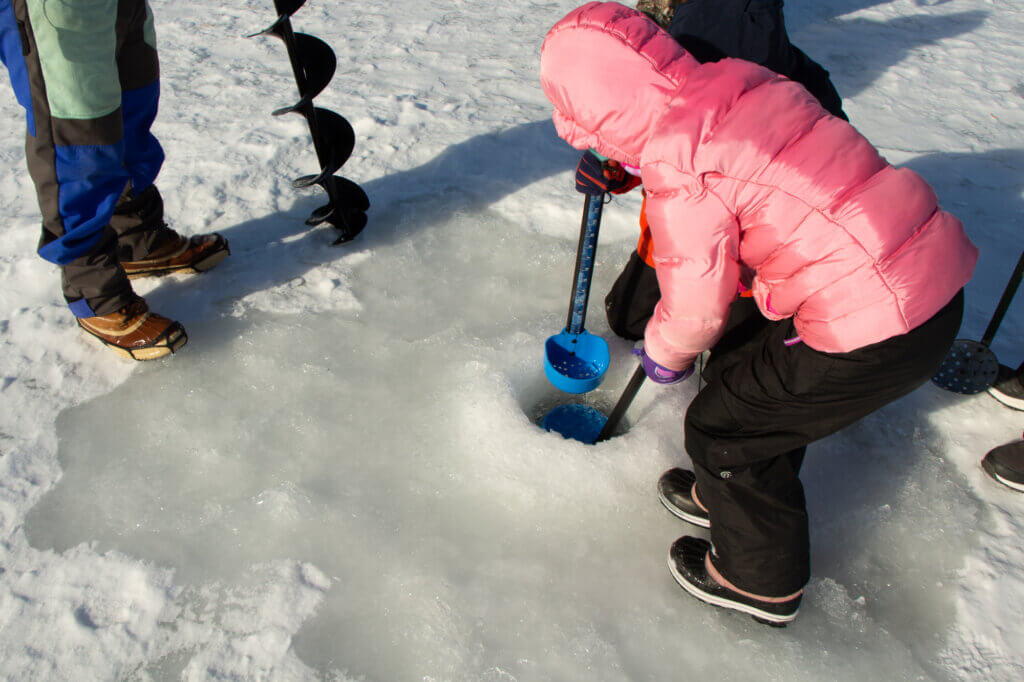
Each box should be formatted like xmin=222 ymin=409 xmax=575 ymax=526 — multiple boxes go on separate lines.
xmin=252 ymin=0 xmax=369 ymax=244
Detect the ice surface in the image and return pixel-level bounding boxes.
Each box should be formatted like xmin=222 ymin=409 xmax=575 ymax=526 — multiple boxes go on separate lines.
xmin=20 ymin=208 xmax=995 ymax=680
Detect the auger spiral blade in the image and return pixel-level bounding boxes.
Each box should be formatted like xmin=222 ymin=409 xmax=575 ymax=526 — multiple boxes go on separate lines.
xmin=251 ymin=1 xmax=369 ymax=245
xmin=268 ymin=33 xmax=337 ymax=110
xmin=272 ymin=0 xmax=307 ymax=16
xmin=307 ymin=177 xmax=369 ymax=243
xmin=291 ymin=109 xmax=355 ymax=186
xmin=305 ymin=177 xmax=369 ymax=223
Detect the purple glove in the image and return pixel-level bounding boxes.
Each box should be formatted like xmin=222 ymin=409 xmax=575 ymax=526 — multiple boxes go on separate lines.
xmin=632 ymin=347 xmax=694 ymax=385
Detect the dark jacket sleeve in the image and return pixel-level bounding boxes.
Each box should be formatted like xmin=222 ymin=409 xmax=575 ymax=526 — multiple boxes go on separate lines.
xmin=788 ymin=46 xmax=847 ymax=120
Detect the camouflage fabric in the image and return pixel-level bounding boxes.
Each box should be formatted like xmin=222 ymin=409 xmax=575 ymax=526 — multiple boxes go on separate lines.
xmin=635 ymin=0 xmax=689 ymax=29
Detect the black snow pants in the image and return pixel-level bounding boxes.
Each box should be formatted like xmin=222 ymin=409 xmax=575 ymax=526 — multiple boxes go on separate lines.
xmin=604 ymin=250 xmax=661 ymax=341
xmin=683 ymin=290 xmax=964 ymax=596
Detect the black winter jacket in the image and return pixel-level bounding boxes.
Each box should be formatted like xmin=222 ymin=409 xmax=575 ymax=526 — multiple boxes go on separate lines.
xmin=668 ymin=0 xmax=848 ymax=119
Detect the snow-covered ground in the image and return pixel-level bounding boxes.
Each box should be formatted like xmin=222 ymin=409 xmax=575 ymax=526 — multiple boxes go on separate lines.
xmin=1 ymin=0 xmax=1022 ymax=679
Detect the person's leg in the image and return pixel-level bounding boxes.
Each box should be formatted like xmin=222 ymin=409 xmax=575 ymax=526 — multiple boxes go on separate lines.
xmin=604 ymin=251 xmax=661 ymax=341
xmin=111 ymin=181 xmax=230 ymax=279
xmin=1 ymin=1 xmax=189 ymax=359
xmin=116 ymin=0 xmax=162 ymax=198
xmin=685 ymin=343 xmax=816 ymax=596
xmin=109 ymin=0 xmax=229 ymax=276
xmin=683 ymin=290 xmax=965 ymax=598
xmin=658 ymin=296 xmax=769 ymax=525
xmin=605 ymin=193 xmax=669 ymax=341
xmin=2 ymin=0 xmax=136 ymax=316
xmin=110 ymin=0 xmax=165 ymax=261
xmin=699 ymin=295 xmax=765 ymax=382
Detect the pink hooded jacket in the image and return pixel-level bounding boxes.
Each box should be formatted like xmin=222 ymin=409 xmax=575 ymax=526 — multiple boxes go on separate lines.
xmin=540 ymin=2 xmax=977 ymax=370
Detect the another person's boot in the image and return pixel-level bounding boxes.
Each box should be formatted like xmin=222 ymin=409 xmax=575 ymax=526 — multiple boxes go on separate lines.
xmin=111 ymin=184 xmax=230 ymax=279
xmin=982 ymin=440 xmax=1024 ymax=492
xmin=77 ymin=296 xmax=187 ymax=360
xmin=988 ymin=363 xmax=1024 ymax=411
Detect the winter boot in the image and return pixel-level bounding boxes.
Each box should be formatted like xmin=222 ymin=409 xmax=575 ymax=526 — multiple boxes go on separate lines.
xmin=658 ymin=468 xmax=710 ymax=528
xmin=121 ymin=232 xmax=230 ymax=279
xmin=988 ymin=363 xmax=1024 ymax=411
xmin=77 ymin=297 xmax=187 ymax=361
xmin=668 ymin=536 xmax=801 ymax=626
xmin=111 ymin=184 xmax=230 ymax=279
xmin=981 ymin=440 xmax=1024 ymax=492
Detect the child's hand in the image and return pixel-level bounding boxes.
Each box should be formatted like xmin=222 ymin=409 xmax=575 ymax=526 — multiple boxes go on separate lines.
xmin=575 ymin=151 xmax=641 ymax=195
xmin=632 ymin=346 xmax=694 ymax=384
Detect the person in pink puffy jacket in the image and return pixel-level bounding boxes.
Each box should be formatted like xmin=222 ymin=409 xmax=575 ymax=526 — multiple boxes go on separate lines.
xmin=540 ymin=2 xmax=978 ymax=626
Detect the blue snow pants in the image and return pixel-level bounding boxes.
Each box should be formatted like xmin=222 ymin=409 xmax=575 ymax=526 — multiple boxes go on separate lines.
xmin=0 ymin=0 xmax=164 ymax=316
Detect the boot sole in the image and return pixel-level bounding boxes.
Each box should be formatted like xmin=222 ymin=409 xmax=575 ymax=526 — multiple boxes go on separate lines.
xmin=79 ymin=325 xmax=188 ymax=361
xmin=987 ymin=387 xmax=1024 ymax=411
xmin=124 ymin=245 xmax=230 ymax=279
xmin=667 ymin=552 xmax=797 ymax=626
xmin=658 ymin=489 xmax=711 ymax=528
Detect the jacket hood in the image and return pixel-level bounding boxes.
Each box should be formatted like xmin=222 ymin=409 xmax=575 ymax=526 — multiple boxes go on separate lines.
xmin=539 ymin=2 xmax=698 ymax=167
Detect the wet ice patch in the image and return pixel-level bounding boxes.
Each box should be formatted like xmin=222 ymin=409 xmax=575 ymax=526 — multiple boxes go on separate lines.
xmin=19 ymin=203 xmax=996 ymax=679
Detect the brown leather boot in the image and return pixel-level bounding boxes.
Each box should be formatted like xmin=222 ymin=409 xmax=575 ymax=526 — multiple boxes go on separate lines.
xmin=121 ymin=232 xmax=230 ymax=279
xmin=77 ymin=298 xmax=187 ymax=360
